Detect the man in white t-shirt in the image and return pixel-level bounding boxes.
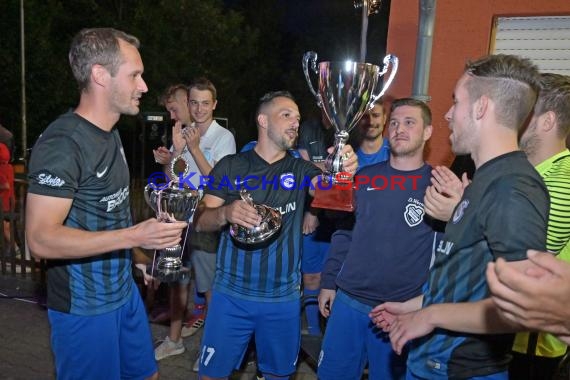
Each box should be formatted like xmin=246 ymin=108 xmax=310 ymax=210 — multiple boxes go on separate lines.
xmin=153 ymin=79 xmax=236 ymax=364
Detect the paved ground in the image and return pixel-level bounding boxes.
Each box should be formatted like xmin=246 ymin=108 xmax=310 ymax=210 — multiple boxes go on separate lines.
xmin=0 ymin=273 xmax=317 ymax=380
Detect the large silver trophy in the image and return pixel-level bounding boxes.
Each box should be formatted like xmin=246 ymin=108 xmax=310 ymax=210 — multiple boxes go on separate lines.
xmin=302 ymin=51 xmax=398 ymax=211
xmin=144 ymin=158 xmax=201 ymax=282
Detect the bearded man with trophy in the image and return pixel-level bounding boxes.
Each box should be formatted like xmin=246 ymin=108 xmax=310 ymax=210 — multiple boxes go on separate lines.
xmin=193 ymin=91 xmax=358 ymax=379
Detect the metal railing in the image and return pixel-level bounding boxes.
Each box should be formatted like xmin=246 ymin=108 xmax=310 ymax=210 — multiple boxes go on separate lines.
xmin=0 ymin=177 xmax=153 ymax=283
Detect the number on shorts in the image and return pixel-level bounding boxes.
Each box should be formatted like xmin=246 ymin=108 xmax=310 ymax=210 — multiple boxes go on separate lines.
xmin=201 ymin=346 xmax=216 ymax=366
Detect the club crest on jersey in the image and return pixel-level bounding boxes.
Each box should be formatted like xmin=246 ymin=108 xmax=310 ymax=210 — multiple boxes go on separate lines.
xmin=404 ymin=203 xmax=424 ymax=227
xmin=452 ymin=199 xmax=470 ymax=224
xmin=280 ymin=172 xmax=296 ymax=190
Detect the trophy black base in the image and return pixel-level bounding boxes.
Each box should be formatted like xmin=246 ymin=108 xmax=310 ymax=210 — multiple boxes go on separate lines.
xmin=147 ymin=265 xmax=190 ymax=283
xmin=311 ymin=184 xmax=355 ymax=212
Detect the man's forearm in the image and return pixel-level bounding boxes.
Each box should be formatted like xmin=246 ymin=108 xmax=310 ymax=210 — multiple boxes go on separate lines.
xmin=27 ymin=224 xmax=139 ymax=260
xmin=189 ymin=147 xmax=213 ymax=176
xmin=403 ymin=295 xmax=424 ymax=313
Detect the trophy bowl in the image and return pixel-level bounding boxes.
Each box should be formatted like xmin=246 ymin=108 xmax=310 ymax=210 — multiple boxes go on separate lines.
xmin=144 ymin=181 xmax=201 ymax=282
xmin=302 ymin=51 xmax=398 ymax=211
xmin=229 ymin=189 xmax=282 ymax=246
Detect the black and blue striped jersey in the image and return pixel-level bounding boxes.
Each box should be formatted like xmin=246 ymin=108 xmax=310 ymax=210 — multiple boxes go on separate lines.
xmin=205 ymin=149 xmax=321 ymax=301
xmin=408 ymin=151 xmax=549 ymax=379
xmin=28 ymin=112 xmax=133 ymax=315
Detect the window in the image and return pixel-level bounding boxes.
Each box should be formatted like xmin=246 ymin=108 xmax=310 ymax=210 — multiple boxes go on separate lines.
xmin=491 ymin=16 xmax=570 ymax=75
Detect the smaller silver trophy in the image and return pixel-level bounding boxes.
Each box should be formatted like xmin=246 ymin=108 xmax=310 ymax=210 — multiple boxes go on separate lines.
xmin=144 ymin=158 xmax=201 ymax=282
xmin=230 ymin=189 xmax=282 ymax=246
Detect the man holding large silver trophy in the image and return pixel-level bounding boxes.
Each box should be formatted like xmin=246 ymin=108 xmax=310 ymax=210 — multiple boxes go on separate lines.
xmin=302 ymin=50 xmax=398 ymax=211
xmin=193 ymin=91 xmax=358 ymax=379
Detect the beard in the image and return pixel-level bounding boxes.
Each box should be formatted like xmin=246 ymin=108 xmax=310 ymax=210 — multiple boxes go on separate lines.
xmin=268 ymin=126 xmax=296 ymax=150
xmin=449 ymin=119 xmax=475 ymax=155
xmin=362 ymin=127 xmax=383 ymax=141
xmin=390 ymin=136 xmax=424 ymax=157
xmin=519 ymin=126 xmax=540 ymax=158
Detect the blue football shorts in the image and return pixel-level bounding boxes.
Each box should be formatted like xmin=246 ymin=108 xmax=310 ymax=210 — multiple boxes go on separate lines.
xmin=198 ymin=291 xmax=301 ymax=378
xmin=318 ymin=290 xmax=407 ymax=380
xmin=47 ymin=288 xmax=156 ymax=380
xmin=301 ymin=231 xmax=330 ymax=274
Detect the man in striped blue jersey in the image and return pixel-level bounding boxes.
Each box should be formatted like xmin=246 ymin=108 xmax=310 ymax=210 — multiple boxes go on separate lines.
xmin=506 ymin=72 xmax=570 ymax=379
xmin=413 ymin=72 xmax=570 ymax=380
xmin=25 ymin=28 xmax=187 ymax=380
xmin=193 ymin=91 xmax=358 ymax=380
xmin=370 ymin=55 xmax=549 ymax=380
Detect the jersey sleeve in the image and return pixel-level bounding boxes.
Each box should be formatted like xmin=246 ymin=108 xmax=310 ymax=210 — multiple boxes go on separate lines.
xmin=27 ymin=134 xmax=81 ymax=199
xmin=480 ymin=173 xmax=549 ymax=261
xmin=321 ymin=229 xmax=353 ymax=289
xmin=303 ymin=159 xmax=322 ymax=181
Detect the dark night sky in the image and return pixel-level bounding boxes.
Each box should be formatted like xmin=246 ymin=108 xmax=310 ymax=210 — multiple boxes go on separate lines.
xmin=229 ymin=0 xmax=391 ymax=64
xmin=285 ymin=0 xmax=390 ymax=59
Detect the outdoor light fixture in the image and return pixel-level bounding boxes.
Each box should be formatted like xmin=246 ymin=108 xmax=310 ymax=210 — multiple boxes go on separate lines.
xmin=353 ymin=0 xmax=382 ymax=15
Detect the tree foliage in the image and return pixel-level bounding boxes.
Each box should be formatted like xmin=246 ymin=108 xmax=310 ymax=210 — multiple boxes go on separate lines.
xmin=0 ymin=0 xmax=389 ymax=171
xmin=0 ymin=0 xmax=284 ymax=161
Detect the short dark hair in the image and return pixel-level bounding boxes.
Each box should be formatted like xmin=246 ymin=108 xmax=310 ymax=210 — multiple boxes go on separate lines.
xmin=255 ymin=91 xmax=296 ymax=122
xmin=69 ymin=28 xmax=140 ymax=92
xmin=390 ymin=98 xmax=432 ymax=126
xmin=188 ymin=77 xmax=217 ymax=101
xmin=159 ymin=84 xmax=188 ymax=106
xmin=534 ymin=73 xmax=570 ymax=139
xmin=464 ymin=54 xmax=540 ymax=131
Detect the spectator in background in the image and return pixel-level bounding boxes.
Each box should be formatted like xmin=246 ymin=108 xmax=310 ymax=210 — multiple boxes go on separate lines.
xmin=0 ymin=142 xmax=14 ymax=251
xmin=0 ymin=123 xmax=14 ymax=159
xmin=153 ymin=79 xmax=236 ymax=369
xmin=152 ymin=83 xmax=206 ymax=359
xmin=355 ymin=102 xmax=390 ymax=167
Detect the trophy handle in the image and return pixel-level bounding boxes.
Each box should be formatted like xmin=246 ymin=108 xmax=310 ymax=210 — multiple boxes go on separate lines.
xmin=370 ymin=54 xmax=399 ymax=106
xmin=144 ymin=184 xmax=158 ymax=213
xmin=302 ymin=51 xmax=322 ymax=107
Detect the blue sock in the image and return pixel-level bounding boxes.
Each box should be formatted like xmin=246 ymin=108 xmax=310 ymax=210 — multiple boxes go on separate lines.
xmin=193 ymin=286 xmax=206 ymax=315
xmin=303 ymin=288 xmax=321 ymax=336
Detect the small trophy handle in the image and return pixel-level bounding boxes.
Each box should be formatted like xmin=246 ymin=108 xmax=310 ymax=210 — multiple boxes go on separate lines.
xmin=302 ymin=51 xmax=322 ymax=107
xmin=370 ymin=54 xmax=399 ymax=106
xmin=239 ymin=188 xmax=255 ymax=208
